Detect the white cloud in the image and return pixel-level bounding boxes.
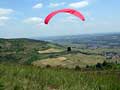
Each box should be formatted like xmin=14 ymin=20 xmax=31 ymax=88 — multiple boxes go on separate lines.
xmin=69 ymin=1 xmax=89 ymax=8
xmin=0 ymin=8 xmax=14 ymax=26
xmin=23 ymin=17 xmax=44 ymax=25
xmin=0 ymin=16 xmax=10 ymax=20
xmin=0 ymin=16 xmax=10 ymax=26
xmin=33 ymin=3 xmax=43 ymax=9
xmin=0 ymin=8 xmax=14 ymax=16
xmin=49 ymin=2 xmax=66 ymax=7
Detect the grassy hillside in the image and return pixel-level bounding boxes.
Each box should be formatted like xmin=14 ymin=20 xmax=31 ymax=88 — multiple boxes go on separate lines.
xmin=0 ymin=63 xmax=120 ymax=90
xmin=0 ymin=38 xmax=63 ymax=64
xmin=0 ymin=38 xmax=119 ymax=68
xmin=32 ymin=53 xmax=106 ymax=68
xmin=0 ymin=38 xmax=120 ymax=90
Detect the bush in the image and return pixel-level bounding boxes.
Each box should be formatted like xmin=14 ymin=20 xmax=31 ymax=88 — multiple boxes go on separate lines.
xmin=86 ymin=65 xmax=90 ymax=68
xmin=46 ymin=64 xmax=51 ymax=68
xmin=75 ymin=65 xmax=81 ymax=70
xmin=102 ymin=61 xmax=108 ymax=66
xmin=95 ymin=61 xmax=114 ymax=69
xmin=96 ymin=63 xmax=103 ymax=69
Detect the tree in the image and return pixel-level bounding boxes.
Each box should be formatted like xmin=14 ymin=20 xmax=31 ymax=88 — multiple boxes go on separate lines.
xmin=67 ymin=47 xmax=71 ymax=52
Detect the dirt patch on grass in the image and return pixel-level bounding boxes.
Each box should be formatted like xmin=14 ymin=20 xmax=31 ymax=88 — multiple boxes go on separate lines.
xmin=38 ymin=48 xmax=62 ymax=54
xmin=32 ymin=57 xmax=67 ymax=67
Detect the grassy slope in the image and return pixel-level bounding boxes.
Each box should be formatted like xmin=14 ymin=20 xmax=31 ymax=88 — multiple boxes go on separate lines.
xmin=32 ymin=53 xmax=106 ymax=68
xmin=0 ymin=38 xmax=63 ymax=64
xmin=0 ymin=38 xmax=105 ymax=67
xmin=0 ymin=39 xmax=120 ymax=90
xmin=0 ymin=38 xmax=119 ymax=68
xmin=0 ymin=63 xmax=120 ymax=90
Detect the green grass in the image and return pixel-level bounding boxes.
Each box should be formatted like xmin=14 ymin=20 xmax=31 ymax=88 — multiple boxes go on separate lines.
xmin=64 ymin=53 xmax=105 ymax=67
xmin=0 ymin=63 xmax=120 ymax=90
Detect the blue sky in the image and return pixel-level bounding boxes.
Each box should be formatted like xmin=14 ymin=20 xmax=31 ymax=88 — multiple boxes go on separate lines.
xmin=0 ymin=0 xmax=119 ymax=38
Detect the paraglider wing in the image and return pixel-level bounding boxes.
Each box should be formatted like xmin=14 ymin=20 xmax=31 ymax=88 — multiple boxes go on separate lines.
xmin=44 ymin=8 xmax=85 ymax=24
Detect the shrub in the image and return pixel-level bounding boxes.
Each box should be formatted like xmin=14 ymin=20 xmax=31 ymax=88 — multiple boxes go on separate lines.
xmin=96 ymin=63 xmax=103 ymax=69
xmin=46 ymin=64 xmax=51 ymax=68
xmin=102 ymin=61 xmax=108 ymax=66
xmin=75 ymin=65 xmax=81 ymax=70
xmin=86 ymin=65 xmax=90 ymax=68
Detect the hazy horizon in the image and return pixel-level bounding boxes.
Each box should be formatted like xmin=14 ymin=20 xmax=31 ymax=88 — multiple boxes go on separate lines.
xmin=0 ymin=32 xmax=119 ymax=39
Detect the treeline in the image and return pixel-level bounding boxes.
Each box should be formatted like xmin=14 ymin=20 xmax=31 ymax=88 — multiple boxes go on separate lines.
xmin=74 ymin=61 xmax=120 ymax=71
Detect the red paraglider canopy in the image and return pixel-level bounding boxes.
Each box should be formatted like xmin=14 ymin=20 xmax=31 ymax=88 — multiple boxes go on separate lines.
xmin=44 ymin=8 xmax=85 ymax=24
